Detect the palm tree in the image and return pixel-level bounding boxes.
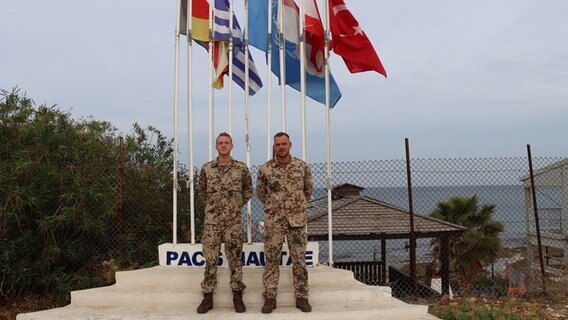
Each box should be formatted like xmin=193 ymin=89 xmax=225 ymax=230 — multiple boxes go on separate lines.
xmin=431 ymin=195 xmax=504 ymax=294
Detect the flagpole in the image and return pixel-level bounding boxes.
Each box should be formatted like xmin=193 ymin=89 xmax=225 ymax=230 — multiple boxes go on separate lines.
xmin=186 ymin=0 xmax=196 ymax=245
xmin=244 ymin=0 xmax=253 ymax=244
xmin=208 ymin=0 xmax=215 ymax=160
xmin=267 ymin=0 xmax=273 ymax=160
xmin=324 ymin=0 xmax=333 ymax=266
xmin=228 ymin=0 xmax=234 ymax=134
xmin=299 ymin=0 xmax=307 ymax=161
xmin=172 ymin=0 xmax=182 ymax=245
xmin=277 ymin=0 xmax=286 ymax=132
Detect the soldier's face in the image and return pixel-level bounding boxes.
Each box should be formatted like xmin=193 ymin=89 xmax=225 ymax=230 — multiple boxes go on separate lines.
xmin=216 ymin=136 xmax=233 ymax=157
xmin=274 ymin=135 xmax=291 ymax=159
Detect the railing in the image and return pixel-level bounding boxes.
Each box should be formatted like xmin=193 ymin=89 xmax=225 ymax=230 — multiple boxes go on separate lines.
xmin=334 ymin=261 xmax=384 ymax=286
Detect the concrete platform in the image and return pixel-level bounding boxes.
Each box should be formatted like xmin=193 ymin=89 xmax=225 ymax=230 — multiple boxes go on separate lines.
xmin=17 ymin=266 xmax=439 ymax=320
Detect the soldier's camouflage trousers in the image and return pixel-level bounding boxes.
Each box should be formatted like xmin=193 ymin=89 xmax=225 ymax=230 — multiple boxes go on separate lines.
xmin=262 ymin=216 xmax=309 ymax=300
xmin=201 ymin=223 xmax=246 ymax=293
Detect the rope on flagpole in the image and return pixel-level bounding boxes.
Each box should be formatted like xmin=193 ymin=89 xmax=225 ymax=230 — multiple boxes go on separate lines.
xmin=228 ymin=0 xmax=234 ymax=134
xmin=244 ymin=0 xmax=253 ymax=244
xmin=172 ymin=0 xmax=182 ymax=245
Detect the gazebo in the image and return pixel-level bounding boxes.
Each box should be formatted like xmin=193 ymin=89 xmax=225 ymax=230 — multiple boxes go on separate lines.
xmin=307 ymin=183 xmax=465 ymax=296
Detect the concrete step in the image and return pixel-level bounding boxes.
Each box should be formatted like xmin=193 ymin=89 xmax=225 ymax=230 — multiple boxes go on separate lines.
xmin=114 ymin=265 xmax=358 ymax=289
xmin=17 ymin=302 xmax=439 ymax=320
xmin=71 ymin=283 xmax=392 ymax=309
xmin=17 ymin=266 xmax=439 ymax=320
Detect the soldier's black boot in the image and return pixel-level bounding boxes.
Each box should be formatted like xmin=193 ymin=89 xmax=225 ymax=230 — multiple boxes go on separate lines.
xmin=196 ymin=292 xmax=213 ymax=313
xmin=295 ymin=297 xmax=312 ymax=312
xmin=261 ymin=299 xmax=276 ymax=313
xmin=232 ymin=290 xmax=246 ymax=313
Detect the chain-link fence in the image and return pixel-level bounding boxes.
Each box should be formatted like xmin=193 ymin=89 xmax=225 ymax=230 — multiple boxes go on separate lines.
xmin=64 ymin=154 xmax=568 ymax=302
xmin=239 ymin=157 xmax=567 ymax=302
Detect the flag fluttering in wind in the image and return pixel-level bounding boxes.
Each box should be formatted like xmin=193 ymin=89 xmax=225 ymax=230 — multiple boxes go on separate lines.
xmin=178 ymin=0 xmax=208 ymax=41
xmin=303 ymin=0 xmax=325 ymax=75
xmin=179 ymin=0 xmax=263 ymax=95
xmin=247 ymin=0 xmax=269 ymax=52
xmin=213 ymin=0 xmax=263 ymax=94
xmin=328 ymin=0 xmax=387 ymax=77
xmin=249 ymin=0 xmax=342 ymax=107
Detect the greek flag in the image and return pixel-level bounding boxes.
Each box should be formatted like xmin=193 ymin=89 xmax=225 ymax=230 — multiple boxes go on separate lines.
xmin=214 ymin=0 xmax=263 ymax=96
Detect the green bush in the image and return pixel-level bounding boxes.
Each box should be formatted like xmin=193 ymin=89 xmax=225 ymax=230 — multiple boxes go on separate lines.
xmin=0 ymin=88 xmax=202 ymax=302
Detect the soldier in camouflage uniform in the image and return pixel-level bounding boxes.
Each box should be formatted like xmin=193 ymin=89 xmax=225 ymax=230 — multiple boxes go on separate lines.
xmin=257 ymin=132 xmax=314 ymax=313
xmin=196 ymin=132 xmax=252 ymax=314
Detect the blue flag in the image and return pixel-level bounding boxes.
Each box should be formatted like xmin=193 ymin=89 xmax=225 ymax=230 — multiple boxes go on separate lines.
xmin=248 ymin=0 xmax=269 ymax=52
xmin=248 ymin=0 xmax=342 ymax=107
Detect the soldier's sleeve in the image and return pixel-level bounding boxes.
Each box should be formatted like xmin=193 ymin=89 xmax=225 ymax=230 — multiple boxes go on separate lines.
xmin=242 ymin=166 xmax=253 ymax=205
xmin=198 ymin=166 xmax=207 ymax=203
xmin=256 ymin=166 xmax=268 ymax=204
xmin=303 ymin=163 xmax=313 ymax=200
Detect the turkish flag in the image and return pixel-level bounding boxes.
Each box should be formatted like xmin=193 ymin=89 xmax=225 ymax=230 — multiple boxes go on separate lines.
xmin=329 ymin=0 xmax=387 ymax=77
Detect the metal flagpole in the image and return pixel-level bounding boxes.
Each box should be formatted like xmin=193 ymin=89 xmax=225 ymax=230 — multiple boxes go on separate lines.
xmin=208 ymin=0 xmax=215 ymax=160
xmin=299 ymin=0 xmax=307 ymax=161
xmin=228 ymin=0 xmax=234 ymax=134
xmin=186 ymin=0 xmax=196 ymax=245
xmin=277 ymin=0 xmax=286 ymax=132
xmin=324 ymin=0 xmax=333 ymax=266
xmin=244 ymin=0 xmax=253 ymax=244
xmin=267 ymin=0 xmax=273 ymax=160
xmin=172 ymin=0 xmax=182 ymax=245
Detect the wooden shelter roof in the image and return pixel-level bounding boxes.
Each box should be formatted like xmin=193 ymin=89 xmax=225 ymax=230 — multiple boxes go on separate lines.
xmin=307 ymin=195 xmax=466 ymax=240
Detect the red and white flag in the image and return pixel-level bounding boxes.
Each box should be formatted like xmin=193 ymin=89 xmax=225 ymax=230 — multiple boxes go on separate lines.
xmin=329 ymin=0 xmax=387 ymax=77
xmin=303 ymin=0 xmax=325 ymax=75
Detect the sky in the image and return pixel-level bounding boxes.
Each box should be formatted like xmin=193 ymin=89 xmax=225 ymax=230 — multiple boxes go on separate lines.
xmin=2 ymin=1 xmax=568 ymax=167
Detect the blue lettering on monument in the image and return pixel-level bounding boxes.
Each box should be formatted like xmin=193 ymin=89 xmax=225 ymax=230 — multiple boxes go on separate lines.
xmin=166 ymin=251 xmax=178 ymax=265
xmin=178 ymin=251 xmax=192 ymax=266
xmin=192 ymin=252 xmax=205 ymax=266
xmin=246 ymin=251 xmax=260 ymax=266
xmin=163 ymin=246 xmax=316 ymax=267
xmin=306 ymin=251 xmax=313 ymax=266
xmin=259 ymin=251 xmax=265 ymax=266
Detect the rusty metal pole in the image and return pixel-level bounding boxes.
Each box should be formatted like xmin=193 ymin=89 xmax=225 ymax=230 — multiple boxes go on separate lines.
xmin=405 ymin=138 xmax=417 ymax=298
xmin=526 ymin=144 xmax=547 ymax=293
xmin=118 ymin=136 xmax=125 ymax=220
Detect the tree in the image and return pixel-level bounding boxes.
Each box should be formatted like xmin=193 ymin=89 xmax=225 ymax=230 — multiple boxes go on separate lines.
xmin=1 ymin=88 xmax=119 ymax=299
xmin=0 ymin=88 xmax=203 ymax=303
xmin=430 ymin=195 xmax=504 ymax=294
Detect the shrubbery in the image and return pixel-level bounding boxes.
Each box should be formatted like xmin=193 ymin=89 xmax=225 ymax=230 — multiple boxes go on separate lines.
xmin=0 ymin=88 xmax=202 ymax=303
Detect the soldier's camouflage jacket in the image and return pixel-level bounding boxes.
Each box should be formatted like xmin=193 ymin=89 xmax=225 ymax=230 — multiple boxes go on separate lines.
xmin=257 ymin=157 xmax=313 ymax=227
xmin=199 ymin=158 xmax=253 ymax=225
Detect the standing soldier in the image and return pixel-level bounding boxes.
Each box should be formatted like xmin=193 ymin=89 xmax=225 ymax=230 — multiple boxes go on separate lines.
xmin=196 ymin=132 xmax=252 ymax=313
xmin=257 ymin=132 xmax=314 ymax=313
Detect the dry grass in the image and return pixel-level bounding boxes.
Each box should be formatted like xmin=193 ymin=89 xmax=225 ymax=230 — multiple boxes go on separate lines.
xmin=429 ymin=292 xmax=568 ymax=320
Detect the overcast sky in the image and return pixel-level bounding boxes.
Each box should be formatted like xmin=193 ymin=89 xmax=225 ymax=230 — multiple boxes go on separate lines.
xmin=2 ymin=1 xmax=567 ymax=166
